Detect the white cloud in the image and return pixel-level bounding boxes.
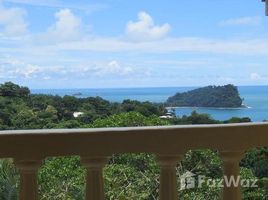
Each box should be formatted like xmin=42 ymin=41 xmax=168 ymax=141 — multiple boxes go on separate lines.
xmin=52 ymin=37 xmax=268 ymax=56
xmin=0 ymin=56 xmax=136 ymax=81
xmin=0 ymin=2 xmax=28 ymax=36
xmin=47 ymin=9 xmax=81 ymax=41
xmin=3 ymin=0 xmax=107 ymax=13
xmin=42 ymin=76 xmax=51 ymax=80
xmin=106 ymin=60 xmax=133 ymax=75
xmin=126 ymin=11 xmax=170 ymax=41
xmin=16 ymin=64 xmax=40 ymax=78
xmin=250 ymin=73 xmax=262 ymax=81
xmin=219 ymin=16 xmax=261 ymax=26
xmin=0 ymin=57 xmax=41 ymax=78
xmin=144 ymin=60 xmax=210 ymax=66
xmin=0 ymin=56 xmax=67 ymax=80
xmin=249 ymin=73 xmax=268 ymax=82
xmin=3 ymin=0 xmax=60 ymax=7
xmin=83 ymin=60 xmax=134 ymax=77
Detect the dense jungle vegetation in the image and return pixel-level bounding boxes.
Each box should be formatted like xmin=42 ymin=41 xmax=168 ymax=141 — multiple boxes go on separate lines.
xmin=0 ymin=82 xmax=267 ymax=200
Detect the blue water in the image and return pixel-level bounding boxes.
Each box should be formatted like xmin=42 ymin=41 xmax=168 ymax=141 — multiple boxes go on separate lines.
xmin=32 ymin=86 xmax=268 ymax=122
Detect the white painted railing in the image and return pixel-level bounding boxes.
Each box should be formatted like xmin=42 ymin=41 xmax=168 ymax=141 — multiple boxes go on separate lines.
xmin=0 ymin=122 xmax=268 ymax=200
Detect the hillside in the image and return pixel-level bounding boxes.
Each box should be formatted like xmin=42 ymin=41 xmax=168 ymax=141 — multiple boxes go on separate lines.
xmin=166 ymin=84 xmax=243 ymax=107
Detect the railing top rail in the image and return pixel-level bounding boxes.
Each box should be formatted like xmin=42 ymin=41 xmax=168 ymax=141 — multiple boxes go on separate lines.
xmin=0 ymin=122 xmax=267 ymax=159
xmin=0 ymin=122 xmax=268 ymax=135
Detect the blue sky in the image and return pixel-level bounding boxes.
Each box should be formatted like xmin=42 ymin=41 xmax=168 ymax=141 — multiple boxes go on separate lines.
xmin=0 ymin=0 xmax=268 ymax=89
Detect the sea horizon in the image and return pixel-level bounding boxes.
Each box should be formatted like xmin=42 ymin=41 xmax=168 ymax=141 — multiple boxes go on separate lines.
xmin=30 ymin=84 xmax=268 ymax=90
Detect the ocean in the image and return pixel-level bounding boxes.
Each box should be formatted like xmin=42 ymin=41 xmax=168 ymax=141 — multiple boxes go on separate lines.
xmin=32 ymin=86 xmax=268 ymax=122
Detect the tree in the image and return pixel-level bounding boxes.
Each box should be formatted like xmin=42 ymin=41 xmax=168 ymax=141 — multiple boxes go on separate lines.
xmin=0 ymin=159 xmax=19 ymax=200
xmin=89 ymin=112 xmax=169 ymax=128
xmin=39 ymin=157 xmax=85 ymax=200
xmin=0 ymin=82 xmax=30 ymax=97
xmin=12 ymin=110 xmax=38 ymax=129
xmin=224 ymin=117 xmax=251 ymax=123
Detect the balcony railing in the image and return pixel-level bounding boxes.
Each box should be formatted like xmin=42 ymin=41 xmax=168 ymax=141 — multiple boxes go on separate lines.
xmin=0 ymin=122 xmax=268 ymax=200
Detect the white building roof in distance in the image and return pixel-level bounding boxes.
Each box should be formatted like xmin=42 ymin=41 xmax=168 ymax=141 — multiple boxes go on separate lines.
xmin=73 ymin=112 xmax=84 ymax=118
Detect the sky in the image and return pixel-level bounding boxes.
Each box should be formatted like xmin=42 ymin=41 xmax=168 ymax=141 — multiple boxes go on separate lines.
xmin=0 ymin=0 xmax=268 ymax=89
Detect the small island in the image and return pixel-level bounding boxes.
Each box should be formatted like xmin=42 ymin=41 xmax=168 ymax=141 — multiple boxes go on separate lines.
xmin=166 ymin=84 xmax=243 ymax=108
xmin=72 ymin=92 xmax=82 ymax=96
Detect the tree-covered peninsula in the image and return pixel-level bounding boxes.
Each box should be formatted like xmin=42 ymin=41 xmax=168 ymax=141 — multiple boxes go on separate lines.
xmin=166 ymin=84 xmax=243 ymax=108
